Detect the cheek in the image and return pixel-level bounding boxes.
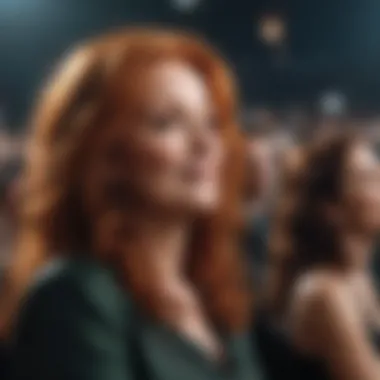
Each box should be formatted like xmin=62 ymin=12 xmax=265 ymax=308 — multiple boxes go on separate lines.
xmin=347 ymin=185 xmax=380 ymax=227
xmin=364 ymin=190 xmax=380 ymax=224
xmin=124 ymin=135 xmax=187 ymax=189
xmin=357 ymin=187 xmax=380 ymax=209
xmin=213 ymin=140 xmax=224 ymax=171
xmin=207 ymin=135 xmax=224 ymax=174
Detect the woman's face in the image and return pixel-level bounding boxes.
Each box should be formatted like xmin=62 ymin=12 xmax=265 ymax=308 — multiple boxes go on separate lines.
xmin=84 ymin=60 xmax=224 ymax=217
xmin=343 ymin=142 xmax=380 ymax=233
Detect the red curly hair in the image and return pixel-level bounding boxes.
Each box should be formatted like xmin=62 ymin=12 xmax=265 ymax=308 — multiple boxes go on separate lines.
xmin=0 ymin=28 xmax=252 ymax=337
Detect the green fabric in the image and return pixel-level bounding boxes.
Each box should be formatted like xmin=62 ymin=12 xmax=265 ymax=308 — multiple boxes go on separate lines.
xmin=12 ymin=257 xmax=263 ymax=380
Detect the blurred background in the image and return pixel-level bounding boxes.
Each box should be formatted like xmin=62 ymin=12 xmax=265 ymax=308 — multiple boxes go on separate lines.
xmin=2 ymin=0 xmax=380 ymax=265
xmin=3 ymin=0 xmax=380 ymax=128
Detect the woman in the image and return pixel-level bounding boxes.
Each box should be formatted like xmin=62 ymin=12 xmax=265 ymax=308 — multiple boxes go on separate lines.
xmin=258 ymin=133 xmax=380 ymax=380
xmin=0 ymin=28 xmax=262 ymax=380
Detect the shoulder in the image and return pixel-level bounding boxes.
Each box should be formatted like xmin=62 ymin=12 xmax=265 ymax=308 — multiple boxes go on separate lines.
xmin=289 ymin=271 xmax=357 ymax=348
xmin=13 ymin=257 xmax=137 ymax=379
xmin=19 ymin=256 xmax=133 ymax=330
xmin=291 ymin=271 xmax=351 ymax=314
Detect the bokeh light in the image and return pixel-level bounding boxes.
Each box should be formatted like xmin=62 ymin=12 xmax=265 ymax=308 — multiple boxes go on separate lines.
xmin=258 ymin=13 xmax=287 ymax=47
xmin=319 ymin=91 xmax=347 ymax=116
xmin=170 ymin=0 xmax=202 ymax=13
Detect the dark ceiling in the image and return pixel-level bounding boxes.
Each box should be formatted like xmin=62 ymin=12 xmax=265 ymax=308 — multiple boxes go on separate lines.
xmin=2 ymin=0 xmax=380 ymax=126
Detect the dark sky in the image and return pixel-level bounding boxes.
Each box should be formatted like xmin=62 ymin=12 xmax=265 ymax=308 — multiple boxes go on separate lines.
xmin=2 ymin=0 xmax=380 ymax=126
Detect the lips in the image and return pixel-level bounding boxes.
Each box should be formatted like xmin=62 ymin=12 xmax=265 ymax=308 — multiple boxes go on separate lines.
xmin=181 ymin=163 xmax=217 ymax=183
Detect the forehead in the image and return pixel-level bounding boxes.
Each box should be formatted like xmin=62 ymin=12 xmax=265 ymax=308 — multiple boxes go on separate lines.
xmin=142 ymin=60 xmax=213 ymax=111
xmin=92 ymin=61 xmax=215 ymax=149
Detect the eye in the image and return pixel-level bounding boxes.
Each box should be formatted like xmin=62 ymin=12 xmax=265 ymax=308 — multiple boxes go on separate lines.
xmin=149 ymin=111 xmax=182 ymax=132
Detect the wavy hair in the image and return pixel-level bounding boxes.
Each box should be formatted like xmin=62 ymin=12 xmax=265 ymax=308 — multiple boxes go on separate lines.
xmin=0 ymin=28 xmax=251 ymax=337
xmin=266 ymin=133 xmax=358 ymax=315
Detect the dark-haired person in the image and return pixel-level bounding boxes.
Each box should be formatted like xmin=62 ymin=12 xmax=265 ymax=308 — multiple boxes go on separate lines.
xmin=258 ymin=133 xmax=380 ymax=380
xmin=0 ymin=29 xmax=263 ymax=380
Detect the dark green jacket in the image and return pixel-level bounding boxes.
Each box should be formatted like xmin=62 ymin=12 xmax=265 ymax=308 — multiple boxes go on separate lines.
xmin=11 ymin=257 xmax=263 ymax=380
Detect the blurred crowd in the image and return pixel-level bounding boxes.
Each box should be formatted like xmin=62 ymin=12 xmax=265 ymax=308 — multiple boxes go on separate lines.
xmin=1 ymin=110 xmax=379 ymax=274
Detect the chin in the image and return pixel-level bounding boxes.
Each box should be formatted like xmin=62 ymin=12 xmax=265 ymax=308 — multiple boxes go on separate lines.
xmin=186 ymin=192 xmax=220 ymax=215
xmin=156 ymin=187 xmax=221 ymax=216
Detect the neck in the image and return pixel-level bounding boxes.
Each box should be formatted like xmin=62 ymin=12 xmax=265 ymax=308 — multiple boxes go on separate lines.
xmin=123 ymin=208 xmax=191 ymax=280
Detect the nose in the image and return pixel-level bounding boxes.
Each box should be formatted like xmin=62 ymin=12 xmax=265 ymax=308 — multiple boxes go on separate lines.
xmin=193 ymin=132 xmax=208 ymax=154
xmin=190 ymin=122 xmax=216 ymax=159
